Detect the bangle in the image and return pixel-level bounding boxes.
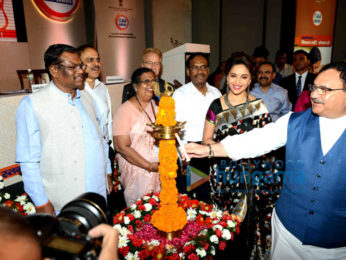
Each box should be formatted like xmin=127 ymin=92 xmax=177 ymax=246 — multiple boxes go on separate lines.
xmin=35 ymin=200 xmax=50 ymax=209
xmin=148 ymin=163 xmax=153 ymax=172
xmin=207 ymin=144 xmax=214 ymax=159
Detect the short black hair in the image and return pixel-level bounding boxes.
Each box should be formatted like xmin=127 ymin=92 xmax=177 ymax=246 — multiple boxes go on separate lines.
xmin=44 ymin=44 xmax=77 ymax=78
xmin=76 ymin=44 xmax=97 ymax=57
xmin=253 ymin=46 xmax=269 ymax=58
xmin=186 ymin=52 xmax=209 ymax=68
xmin=258 ymin=61 xmax=276 ymax=73
xmin=225 ymin=51 xmax=253 ymax=76
xmin=131 ymin=67 xmax=155 ymax=85
xmin=293 ymin=49 xmax=309 ymax=59
xmin=319 ymin=61 xmax=346 ymax=89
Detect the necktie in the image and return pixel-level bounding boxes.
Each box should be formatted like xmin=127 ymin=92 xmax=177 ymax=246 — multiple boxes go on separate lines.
xmin=296 ymin=75 xmax=302 ymax=97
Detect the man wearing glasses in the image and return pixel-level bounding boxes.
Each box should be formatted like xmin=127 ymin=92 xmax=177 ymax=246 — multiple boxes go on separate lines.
xmin=16 ymin=44 xmax=112 ymax=215
xmin=122 ymin=47 xmax=169 ymax=103
xmin=185 ymin=61 xmax=346 ymax=259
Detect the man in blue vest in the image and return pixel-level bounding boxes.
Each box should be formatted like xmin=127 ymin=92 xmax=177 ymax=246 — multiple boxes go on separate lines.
xmin=184 ymin=61 xmax=346 ymax=259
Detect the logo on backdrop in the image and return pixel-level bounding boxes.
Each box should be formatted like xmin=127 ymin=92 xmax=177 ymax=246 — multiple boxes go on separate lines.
xmin=312 ymin=10 xmax=323 ymax=27
xmin=115 ymin=14 xmax=129 ymax=30
xmin=33 ymin=0 xmax=79 ymax=22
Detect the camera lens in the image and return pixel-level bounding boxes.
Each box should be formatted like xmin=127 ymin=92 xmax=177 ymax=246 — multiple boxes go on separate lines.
xmin=58 ymin=192 xmax=108 ymax=236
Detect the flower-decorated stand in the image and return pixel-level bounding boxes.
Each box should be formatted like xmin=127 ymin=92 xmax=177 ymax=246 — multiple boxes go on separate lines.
xmin=114 ymin=192 xmax=239 ymax=259
xmin=113 ymin=83 xmax=239 ymax=259
xmin=0 ymin=176 xmax=36 ymax=215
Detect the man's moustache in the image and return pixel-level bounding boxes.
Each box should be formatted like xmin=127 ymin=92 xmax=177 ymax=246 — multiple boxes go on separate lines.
xmin=311 ymin=98 xmax=324 ymax=104
xmin=260 ymin=77 xmax=268 ymax=80
xmin=74 ymin=73 xmax=87 ymax=79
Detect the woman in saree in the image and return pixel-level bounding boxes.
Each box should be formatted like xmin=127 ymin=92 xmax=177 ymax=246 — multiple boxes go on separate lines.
xmin=113 ymin=68 xmax=160 ymax=206
xmin=203 ymin=52 xmax=279 ymax=259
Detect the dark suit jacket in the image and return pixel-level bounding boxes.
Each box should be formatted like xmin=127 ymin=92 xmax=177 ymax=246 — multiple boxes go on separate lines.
xmin=121 ymin=78 xmax=166 ymax=103
xmin=279 ymin=72 xmax=316 ymax=109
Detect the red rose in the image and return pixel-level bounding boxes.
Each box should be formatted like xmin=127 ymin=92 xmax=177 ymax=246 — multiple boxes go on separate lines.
xmin=219 ymin=221 xmax=227 ymax=228
xmin=138 ymin=248 xmax=150 ymax=259
xmin=131 ymin=237 xmax=143 ymax=247
xmin=236 ymin=225 xmax=240 ymax=234
xmin=215 ymin=229 xmax=222 ymax=238
xmin=136 ymin=200 xmax=143 ymax=206
xmin=143 ymin=214 xmax=151 ymax=222
xmin=138 ymin=204 xmax=146 ymax=211
xmin=203 ymin=243 xmax=209 ymax=250
xmin=128 ymin=225 xmax=134 ymax=234
xmin=219 ymin=241 xmax=227 ymax=251
xmin=222 ymin=214 xmax=232 ymax=221
xmin=184 ymin=244 xmax=195 ymax=254
xmin=187 ymin=253 xmax=199 ymax=260
xmin=135 ymin=220 xmax=142 ymax=229
xmin=127 ymin=213 xmax=135 ymax=221
xmin=148 ymin=197 xmax=158 ymax=205
xmin=168 ymin=253 xmax=180 ymax=259
xmin=119 ymin=246 xmax=130 ymax=256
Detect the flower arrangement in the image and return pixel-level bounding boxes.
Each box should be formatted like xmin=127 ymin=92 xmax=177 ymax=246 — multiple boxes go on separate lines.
xmin=114 ymin=192 xmax=239 ymax=259
xmin=151 ymin=96 xmax=187 ymax=233
xmin=0 ymin=176 xmax=35 ymax=215
xmin=112 ymin=158 xmax=122 ymax=193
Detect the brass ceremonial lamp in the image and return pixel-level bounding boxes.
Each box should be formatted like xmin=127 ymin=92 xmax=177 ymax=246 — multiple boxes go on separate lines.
xmin=149 ymin=81 xmax=187 ymax=239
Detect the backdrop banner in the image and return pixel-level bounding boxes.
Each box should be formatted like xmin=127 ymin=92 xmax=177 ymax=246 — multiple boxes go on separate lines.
xmin=294 ymin=0 xmax=337 ymax=72
xmin=94 ymin=0 xmax=145 ymax=80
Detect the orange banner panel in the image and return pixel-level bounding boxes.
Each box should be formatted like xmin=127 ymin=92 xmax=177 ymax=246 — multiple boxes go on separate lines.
xmin=295 ymin=0 xmax=336 ymax=47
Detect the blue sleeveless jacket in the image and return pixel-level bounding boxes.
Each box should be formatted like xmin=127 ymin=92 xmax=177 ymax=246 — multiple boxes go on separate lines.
xmin=275 ymin=109 xmax=346 ymax=248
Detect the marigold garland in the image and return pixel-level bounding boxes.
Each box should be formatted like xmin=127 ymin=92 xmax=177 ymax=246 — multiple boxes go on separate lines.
xmin=151 ymin=96 xmax=187 ymax=232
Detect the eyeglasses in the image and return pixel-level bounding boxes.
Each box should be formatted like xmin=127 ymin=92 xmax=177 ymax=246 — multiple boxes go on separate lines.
xmin=308 ymin=84 xmax=345 ymax=95
xmin=57 ymin=63 xmax=87 ymax=71
xmin=139 ymin=79 xmax=154 ymax=85
xmin=85 ymin=57 xmax=101 ymax=63
xmin=190 ymin=65 xmax=208 ymax=72
xmin=143 ymin=61 xmax=161 ymax=67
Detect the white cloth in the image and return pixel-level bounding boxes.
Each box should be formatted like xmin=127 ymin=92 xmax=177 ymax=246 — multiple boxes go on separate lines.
xmin=84 ymin=79 xmax=113 ymax=148
xmin=271 ymin=209 xmax=346 ymax=260
xmin=295 ymin=71 xmax=308 ymax=94
xmin=221 ymin=112 xmax=346 ymax=159
xmin=172 ymin=81 xmax=221 ymax=144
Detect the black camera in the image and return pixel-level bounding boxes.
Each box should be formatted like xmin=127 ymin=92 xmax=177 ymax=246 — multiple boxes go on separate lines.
xmin=28 ymin=192 xmax=109 ymax=260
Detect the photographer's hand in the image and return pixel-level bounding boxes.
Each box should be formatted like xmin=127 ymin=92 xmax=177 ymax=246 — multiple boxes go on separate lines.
xmin=88 ymin=224 xmax=119 ymax=260
xmin=35 ymin=201 xmax=56 ymax=216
